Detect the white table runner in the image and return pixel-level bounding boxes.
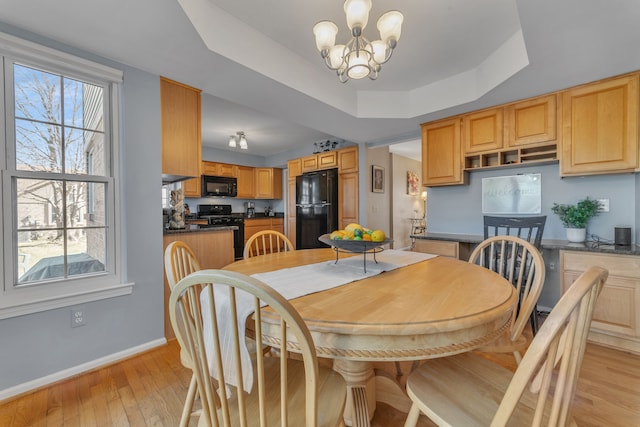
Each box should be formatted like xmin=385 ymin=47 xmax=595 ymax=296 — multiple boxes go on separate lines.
xmin=202 ymin=249 xmax=438 ymax=392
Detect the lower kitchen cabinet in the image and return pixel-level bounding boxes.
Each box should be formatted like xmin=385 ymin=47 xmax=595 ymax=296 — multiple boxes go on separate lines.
xmin=244 ymin=217 xmax=285 ymax=245
xmin=163 ymin=229 xmax=234 ymax=339
xmin=561 ymin=250 xmax=640 ymax=354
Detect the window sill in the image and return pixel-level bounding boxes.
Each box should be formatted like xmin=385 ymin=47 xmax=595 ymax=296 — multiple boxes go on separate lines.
xmin=0 ymin=282 xmax=134 ymax=320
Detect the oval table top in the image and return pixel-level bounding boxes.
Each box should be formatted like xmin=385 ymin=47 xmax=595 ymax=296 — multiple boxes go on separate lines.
xmin=224 ymin=248 xmax=517 ymax=362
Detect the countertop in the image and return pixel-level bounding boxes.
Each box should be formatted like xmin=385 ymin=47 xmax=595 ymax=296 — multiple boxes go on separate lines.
xmin=411 ymin=232 xmax=640 ymax=256
xmin=164 ymin=225 xmax=237 ymax=235
xmin=244 ymin=212 xmax=285 ymax=219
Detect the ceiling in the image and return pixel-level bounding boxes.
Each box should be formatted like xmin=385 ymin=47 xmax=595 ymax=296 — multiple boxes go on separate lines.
xmin=2 ymin=0 xmax=640 ymax=159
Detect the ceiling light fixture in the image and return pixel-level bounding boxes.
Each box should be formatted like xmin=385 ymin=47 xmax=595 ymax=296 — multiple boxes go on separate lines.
xmin=313 ymin=0 xmax=403 ymax=83
xmin=228 ymin=131 xmax=248 ymax=150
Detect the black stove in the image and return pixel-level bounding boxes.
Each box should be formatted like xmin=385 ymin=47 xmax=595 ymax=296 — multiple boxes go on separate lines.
xmin=198 ymin=204 xmax=244 ymax=259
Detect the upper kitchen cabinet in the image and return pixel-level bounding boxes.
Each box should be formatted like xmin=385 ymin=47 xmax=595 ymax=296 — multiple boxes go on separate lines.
xmin=202 ymin=161 xmax=237 ymax=177
xmin=255 ymin=168 xmax=283 ymax=199
xmin=236 ymin=165 xmax=255 ymax=198
xmin=462 ymin=107 xmax=503 ymax=154
xmin=421 ymin=118 xmax=465 ymax=186
xmin=288 ymin=159 xmax=302 ymax=178
xmin=506 ymin=94 xmax=558 ymax=147
xmin=338 ymin=146 xmax=358 ymax=173
xmin=561 ymin=73 xmax=639 ymax=176
xmin=160 ymin=77 xmax=202 ymax=181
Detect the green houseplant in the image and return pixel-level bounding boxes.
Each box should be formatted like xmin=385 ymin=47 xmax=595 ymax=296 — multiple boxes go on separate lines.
xmin=551 ymin=197 xmax=602 ymax=242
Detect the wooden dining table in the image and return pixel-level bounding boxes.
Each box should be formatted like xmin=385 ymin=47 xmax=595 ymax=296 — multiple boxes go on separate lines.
xmin=223 ymin=248 xmax=517 ymax=427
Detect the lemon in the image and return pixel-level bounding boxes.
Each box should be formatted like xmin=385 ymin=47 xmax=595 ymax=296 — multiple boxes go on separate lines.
xmin=371 ymin=230 xmax=386 ymax=242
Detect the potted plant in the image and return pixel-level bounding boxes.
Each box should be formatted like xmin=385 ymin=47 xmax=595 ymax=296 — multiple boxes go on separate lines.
xmin=551 ymin=197 xmax=602 ymax=243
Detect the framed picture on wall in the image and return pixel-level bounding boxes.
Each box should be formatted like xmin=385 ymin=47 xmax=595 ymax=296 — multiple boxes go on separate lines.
xmin=372 ymin=165 xmax=384 ymax=193
xmin=407 ymin=170 xmax=420 ymax=195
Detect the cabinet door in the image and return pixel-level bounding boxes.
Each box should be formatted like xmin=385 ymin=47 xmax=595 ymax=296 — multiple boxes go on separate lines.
xmin=463 ymin=107 xmax=504 ymax=153
xmin=217 ymin=163 xmax=237 ymax=177
xmin=254 ymin=168 xmax=283 ymax=199
xmin=236 ymin=166 xmax=255 ymax=198
xmin=182 ymin=177 xmax=201 ymax=197
xmin=421 ymin=118 xmax=464 ymax=186
xmin=338 ymin=172 xmax=359 ymax=229
xmin=506 ymin=94 xmax=558 ymax=147
xmin=287 ymin=177 xmax=297 ymax=248
xmin=201 ymin=161 xmax=218 ymax=176
xmin=288 ymin=159 xmax=302 ymax=178
xmin=301 ymin=155 xmax=318 ymax=172
xmin=160 ymin=78 xmax=201 ymax=177
xmin=318 ymin=151 xmax=338 ymax=169
xmin=561 ymin=74 xmax=639 ymax=175
xmin=338 ymin=146 xmax=358 ymax=173
xmin=412 ymin=240 xmax=459 ymax=259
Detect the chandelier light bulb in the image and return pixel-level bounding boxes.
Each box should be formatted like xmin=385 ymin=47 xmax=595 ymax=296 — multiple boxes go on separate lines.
xmin=344 ymin=0 xmax=372 ymax=32
xmin=239 ymin=134 xmax=248 ymax=150
xmin=228 ymin=135 xmax=236 ymax=148
xmin=313 ymin=21 xmax=338 ymax=51
xmin=377 ymin=10 xmax=403 ymax=44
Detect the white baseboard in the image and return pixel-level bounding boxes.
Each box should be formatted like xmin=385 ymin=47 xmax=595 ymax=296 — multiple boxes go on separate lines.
xmin=0 ymin=338 xmax=167 ymax=402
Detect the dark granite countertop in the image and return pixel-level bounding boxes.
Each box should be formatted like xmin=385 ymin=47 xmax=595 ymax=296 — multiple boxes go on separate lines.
xmin=244 ymin=212 xmax=284 ymax=219
xmin=163 ymin=225 xmax=237 ymax=235
xmin=411 ymin=232 xmax=640 ymax=256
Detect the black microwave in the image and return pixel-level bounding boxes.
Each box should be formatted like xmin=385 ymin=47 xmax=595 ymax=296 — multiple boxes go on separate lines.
xmin=202 ymin=175 xmax=237 ymax=197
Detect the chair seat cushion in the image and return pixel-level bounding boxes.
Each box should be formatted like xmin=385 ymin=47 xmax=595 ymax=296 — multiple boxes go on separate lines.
xmin=406 ymin=352 xmax=546 ymax=426
xmin=200 ymin=357 xmax=346 ymax=427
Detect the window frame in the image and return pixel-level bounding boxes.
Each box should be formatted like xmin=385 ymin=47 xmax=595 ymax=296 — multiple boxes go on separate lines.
xmin=0 ymin=32 xmax=132 ymax=319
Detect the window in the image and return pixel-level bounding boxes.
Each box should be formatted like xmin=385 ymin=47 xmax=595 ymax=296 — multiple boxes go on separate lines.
xmin=0 ymin=32 xmax=131 ymax=318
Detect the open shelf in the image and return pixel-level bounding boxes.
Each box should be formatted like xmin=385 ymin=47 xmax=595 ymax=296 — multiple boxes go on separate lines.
xmin=464 ymin=143 xmax=557 ymax=171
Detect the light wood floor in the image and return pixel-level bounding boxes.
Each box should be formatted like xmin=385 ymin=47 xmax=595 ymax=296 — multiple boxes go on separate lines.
xmin=1 ymin=338 xmax=640 ymax=426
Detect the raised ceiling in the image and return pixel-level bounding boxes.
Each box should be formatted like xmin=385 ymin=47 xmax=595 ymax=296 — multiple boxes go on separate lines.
xmin=2 ymin=0 xmax=640 ymax=158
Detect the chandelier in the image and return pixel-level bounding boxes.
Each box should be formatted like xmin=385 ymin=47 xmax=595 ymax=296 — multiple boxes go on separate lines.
xmin=313 ymin=0 xmax=403 ymax=83
xmin=228 ymin=131 xmax=248 ymax=150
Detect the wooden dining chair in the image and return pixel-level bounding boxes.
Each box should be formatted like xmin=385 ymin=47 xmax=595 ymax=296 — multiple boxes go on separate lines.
xmin=164 ymin=241 xmax=201 ymax=427
xmin=484 ymin=215 xmax=547 ymax=334
xmin=403 ymin=266 xmax=607 ymax=427
xmin=469 ymin=235 xmax=545 ymax=364
xmin=169 ymin=269 xmax=347 ymax=427
xmin=244 ymin=230 xmax=295 ymax=259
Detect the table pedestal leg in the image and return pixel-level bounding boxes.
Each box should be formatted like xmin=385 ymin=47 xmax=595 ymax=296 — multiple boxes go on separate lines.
xmin=333 ymin=360 xmax=376 ymax=427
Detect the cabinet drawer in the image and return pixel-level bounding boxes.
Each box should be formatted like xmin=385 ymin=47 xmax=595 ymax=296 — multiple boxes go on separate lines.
xmin=412 ymin=240 xmax=458 ymax=259
xmin=562 ymin=251 xmax=640 ymax=279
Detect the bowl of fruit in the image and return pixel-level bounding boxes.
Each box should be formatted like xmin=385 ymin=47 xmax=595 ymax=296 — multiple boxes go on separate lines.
xmin=318 ymin=223 xmax=393 ymax=253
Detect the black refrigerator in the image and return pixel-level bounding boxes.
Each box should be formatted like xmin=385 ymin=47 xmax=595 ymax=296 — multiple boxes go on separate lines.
xmin=296 ymin=168 xmax=338 ymax=249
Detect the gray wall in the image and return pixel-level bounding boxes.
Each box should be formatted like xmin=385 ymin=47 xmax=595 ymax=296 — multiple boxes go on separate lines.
xmin=427 ymin=163 xmax=637 ymax=242
xmin=0 ymin=24 xmax=164 ymax=391
xmin=426 ymin=162 xmax=638 ymax=308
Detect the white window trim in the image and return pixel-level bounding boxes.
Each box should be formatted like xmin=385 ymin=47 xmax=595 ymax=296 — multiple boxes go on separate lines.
xmin=0 ymin=31 xmax=133 ymax=320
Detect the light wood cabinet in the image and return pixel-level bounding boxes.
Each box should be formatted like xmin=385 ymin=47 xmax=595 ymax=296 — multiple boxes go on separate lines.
xmin=182 ymin=177 xmax=200 ymax=197
xmin=288 ymin=159 xmax=302 ymax=178
xmin=254 ymin=168 xmax=283 ymax=199
xmin=561 ymin=74 xmax=639 ymax=176
xmin=236 ymin=165 xmax=255 ymax=198
xmin=287 ymin=177 xmax=297 ymax=248
xmin=338 ymin=172 xmax=359 ymax=230
xmin=160 ymin=77 xmax=201 ymax=180
xmin=338 ymin=146 xmax=358 ymax=173
xmin=202 ymin=161 xmax=237 ymax=177
xmin=301 ymin=155 xmax=319 ymax=172
xmin=561 ymin=250 xmax=640 ymax=354
xmin=318 ymin=151 xmax=338 ymax=169
xmin=411 ymin=239 xmax=471 ymax=260
xmin=163 ymin=230 xmax=234 ymax=338
xmin=463 ymin=107 xmax=504 ymax=154
xmin=506 ymin=94 xmax=558 ymax=147
xmin=421 ymin=118 xmax=465 ymax=186
xmin=244 ymin=217 xmax=285 ymax=245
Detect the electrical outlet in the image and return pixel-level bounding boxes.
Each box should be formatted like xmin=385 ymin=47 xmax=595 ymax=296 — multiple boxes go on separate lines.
xmin=548 ymin=262 xmax=556 ymax=271
xmin=597 ymin=199 xmax=610 ymax=212
xmin=71 ymin=306 xmax=86 ymax=328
